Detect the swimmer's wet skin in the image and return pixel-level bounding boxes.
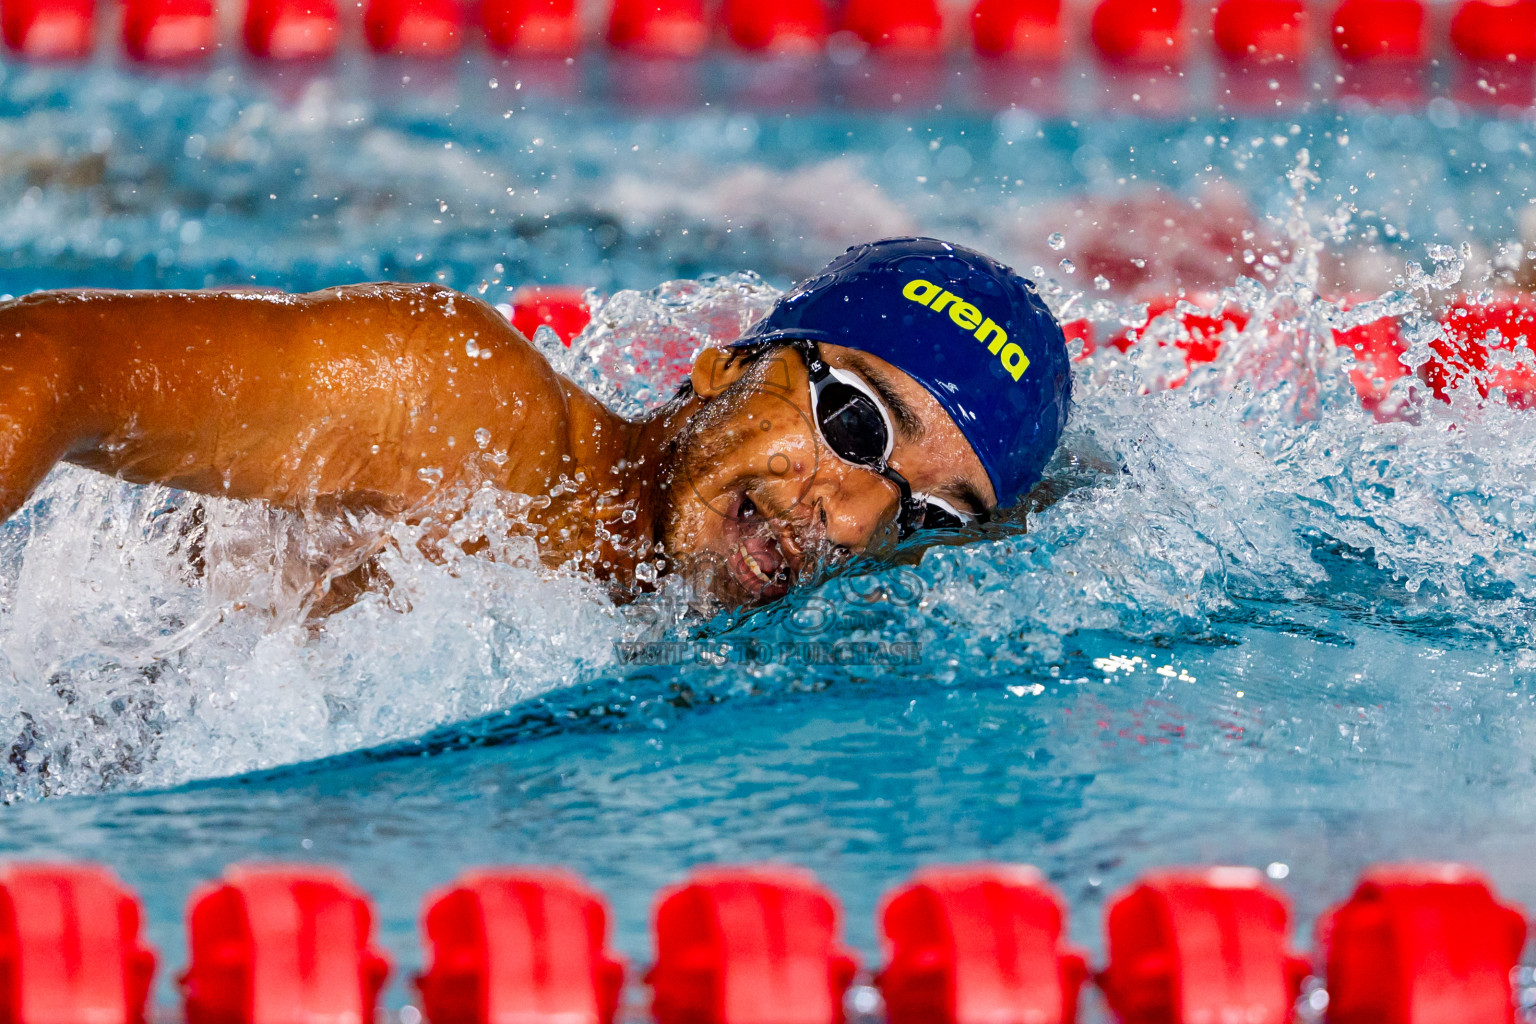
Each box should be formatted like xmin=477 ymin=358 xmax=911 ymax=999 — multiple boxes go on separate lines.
xmin=0 ymin=237 xmax=1070 ymax=609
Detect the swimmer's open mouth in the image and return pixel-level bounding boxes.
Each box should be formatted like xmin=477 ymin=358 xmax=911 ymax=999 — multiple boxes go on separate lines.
xmin=723 ymin=493 xmax=800 ymax=602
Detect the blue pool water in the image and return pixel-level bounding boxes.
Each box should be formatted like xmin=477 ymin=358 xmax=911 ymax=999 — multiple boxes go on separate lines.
xmin=5 ymin=49 xmax=1536 ymax=1018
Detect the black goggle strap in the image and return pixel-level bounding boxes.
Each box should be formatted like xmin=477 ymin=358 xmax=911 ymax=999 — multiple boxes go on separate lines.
xmin=884 ymin=468 xmax=982 ymax=538
xmin=881 ymin=465 xmax=923 ymax=539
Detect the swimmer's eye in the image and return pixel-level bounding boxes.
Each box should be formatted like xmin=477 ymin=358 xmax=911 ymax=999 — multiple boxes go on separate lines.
xmin=739 ymin=496 xmax=759 ymax=520
xmin=902 ymin=493 xmax=979 ymax=534
xmin=920 ymin=503 xmax=967 ymax=531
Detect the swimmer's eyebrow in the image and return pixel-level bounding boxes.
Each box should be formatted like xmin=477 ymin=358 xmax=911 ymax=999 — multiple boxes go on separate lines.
xmin=842 ymin=353 xmax=924 ymax=443
xmin=951 ymin=481 xmax=990 ymax=517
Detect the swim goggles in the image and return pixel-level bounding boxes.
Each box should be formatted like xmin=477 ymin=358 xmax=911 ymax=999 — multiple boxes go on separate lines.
xmin=786 ymin=338 xmax=982 ymax=539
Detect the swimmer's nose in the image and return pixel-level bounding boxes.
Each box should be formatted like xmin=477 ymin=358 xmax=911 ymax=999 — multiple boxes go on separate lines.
xmin=805 ymin=461 xmax=902 ymax=555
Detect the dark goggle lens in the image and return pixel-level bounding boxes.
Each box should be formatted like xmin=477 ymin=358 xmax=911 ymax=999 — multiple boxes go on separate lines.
xmin=815 ymin=380 xmax=890 ymax=467
xmin=919 ymin=502 xmax=967 ymax=532
xmin=896 ymin=499 xmax=968 ymax=539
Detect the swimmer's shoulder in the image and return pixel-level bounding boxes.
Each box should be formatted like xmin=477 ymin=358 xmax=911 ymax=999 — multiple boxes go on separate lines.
xmin=309 ymin=281 xmax=576 ymax=403
xmin=304 ymin=283 xmax=532 ymax=346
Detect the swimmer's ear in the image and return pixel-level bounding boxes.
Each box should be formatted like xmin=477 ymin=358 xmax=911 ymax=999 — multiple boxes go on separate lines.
xmin=691 ymin=346 xmax=764 ymax=398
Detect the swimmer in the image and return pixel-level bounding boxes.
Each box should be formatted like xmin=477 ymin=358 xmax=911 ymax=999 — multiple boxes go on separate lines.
xmin=0 ymin=237 xmax=1070 ymax=608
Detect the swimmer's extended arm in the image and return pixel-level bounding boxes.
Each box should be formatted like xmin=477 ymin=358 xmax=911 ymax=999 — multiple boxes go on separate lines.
xmin=0 ymin=283 xmax=620 ymax=520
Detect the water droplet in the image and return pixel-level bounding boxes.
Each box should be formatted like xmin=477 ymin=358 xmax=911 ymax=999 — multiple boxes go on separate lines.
xmin=474 ymin=428 xmax=492 ymax=449
xmin=465 ymin=339 xmax=480 ymax=358
xmin=417 ymin=467 xmax=444 ymax=485
xmin=1047 ymin=232 xmax=1066 ymax=250
xmin=621 ymin=508 xmax=637 ymax=523
xmin=1059 ymin=258 xmax=1076 ymax=274
xmin=1094 ymin=275 xmax=1111 ymax=291
xmin=850 ymin=987 xmax=882 ymax=1016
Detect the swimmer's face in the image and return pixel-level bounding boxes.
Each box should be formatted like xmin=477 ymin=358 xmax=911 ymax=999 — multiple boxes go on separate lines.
xmin=661 ymin=342 xmax=996 ymax=607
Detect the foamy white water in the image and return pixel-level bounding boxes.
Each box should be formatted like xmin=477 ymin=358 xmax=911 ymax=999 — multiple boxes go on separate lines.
xmin=0 ymin=274 xmax=786 ymax=802
xmin=3 ymin=123 xmax=1536 ymax=805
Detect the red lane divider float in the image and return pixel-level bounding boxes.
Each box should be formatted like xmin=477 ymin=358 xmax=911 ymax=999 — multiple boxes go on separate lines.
xmin=0 ymin=859 xmax=1532 ymax=1024
xmin=607 ymin=0 xmax=707 ymax=57
xmin=1075 ymin=294 xmax=1248 ymax=389
xmin=418 ymin=869 xmax=625 ymax=1024
xmin=1091 ymin=0 xmax=1185 ymax=64
xmin=244 ymin=0 xmax=336 ymax=59
xmin=1331 ymin=0 xmax=1427 ymax=60
xmin=122 ymin=0 xmax=216 ymax=61
xmin=482 ymin=0 xmax=576 ymax=55
xmin=510 ymin=285 xmax=592 ymax=347
xmin=1427 ymin=293 xmax=1536 ymax=408
xmin=1333 ymin=299 xmax=1410 ymax=415
xmin=1213 ymin=0 xmax=1308 ymax=61
xmin=0 ymin=863 xmax=157 ymax=1024
xmin=5 ymin=0 xmax=1536 ymax=90
xmin=1451 ymin=0 xmax=1536 ymax=63
xmin=843 ymin=0 xmax=944 ymax=52
xmin=181 ymin=865 xmax=391 ymax=1024
xmin=1117 ymin=295 xmax=1248 ymax=369
xmin=879 ymin=865 xmax=1088 ymax=1024
xmin=364 ymin=0 xmax=459 ymax=56
xmin=0 ymin=0 xmax=93 ymax=58
xmin=1317 ymin=864 xmax=1528 ymax=1024
xmin=723 ymin=0 xmax=828 ymax=53
xmin=647 ymin=866 xmax=859 ymax=1024
xmin=1100 ymin=867 xmax=1309 ymax=1024
xmin=972 ymin=0 xmax=1065 ymax=60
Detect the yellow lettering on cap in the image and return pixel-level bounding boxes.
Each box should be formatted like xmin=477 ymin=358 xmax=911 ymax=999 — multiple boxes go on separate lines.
xmin=975 ymin=318 xmax=1008 ymax=354
xmin=901 ymin=278 xmax=1033 ymax=385
xmin=902 ymin=279 xmax=943 ymax=306
xmin=1000 ymin=343 xmax=1030 ymax=381
xmin=950 ymin=302 xmax=982 ymax=332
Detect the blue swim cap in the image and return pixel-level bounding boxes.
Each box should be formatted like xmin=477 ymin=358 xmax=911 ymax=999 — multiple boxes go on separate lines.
xmin=733 ymin=237 xmax=1071 ymax=509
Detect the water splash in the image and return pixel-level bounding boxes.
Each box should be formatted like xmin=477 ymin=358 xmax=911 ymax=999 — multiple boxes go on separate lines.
xmin=902 ymin=151 xmax=1536 ymax=672
xmin=0 ymin=275 xmax=786 ymax=803
xmin=8 ymin=149 xmax=1536 ymax=801
xmin=545 ymin=271 xmax=782 ymax=417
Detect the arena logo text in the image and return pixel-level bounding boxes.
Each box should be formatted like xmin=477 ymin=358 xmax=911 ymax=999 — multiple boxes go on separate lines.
xmin=902 ymin=278 xmax=1031 ymax=381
